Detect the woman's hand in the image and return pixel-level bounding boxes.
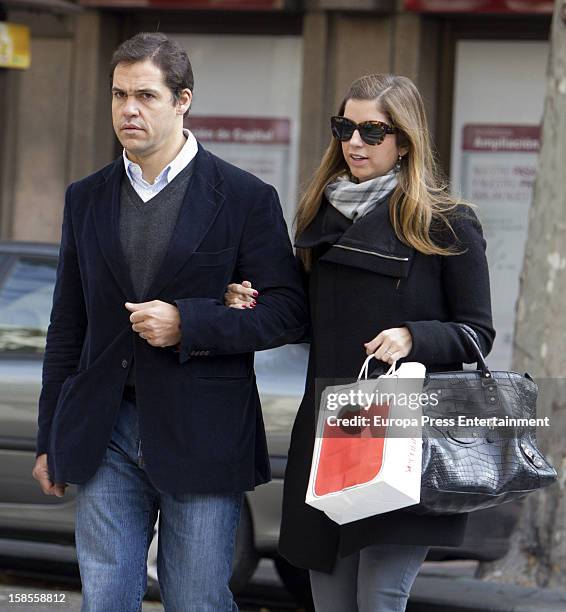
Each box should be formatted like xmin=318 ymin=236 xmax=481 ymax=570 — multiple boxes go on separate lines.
xmin=224 ymin=280 xmax=258 ymax=309
xmin=364 ymin=327 xmax=413 ymax=365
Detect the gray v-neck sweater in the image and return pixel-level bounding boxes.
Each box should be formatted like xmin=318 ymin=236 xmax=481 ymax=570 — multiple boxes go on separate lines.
xmin=119 ymin=159 xmax=195 ymax=387
xmin=119 ymin=160 xmax=195 ymax=301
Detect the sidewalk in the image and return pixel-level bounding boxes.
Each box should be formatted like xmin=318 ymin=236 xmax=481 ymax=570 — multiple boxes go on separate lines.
xmin=411 ymin=562 xmax=566 ymax=612
xmin=2 ymin=560 xmax=566 ymax=612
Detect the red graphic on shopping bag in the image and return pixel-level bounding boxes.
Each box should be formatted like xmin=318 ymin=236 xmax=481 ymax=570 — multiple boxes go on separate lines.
xmin=314 ymin=403 xmax=390 ymax=496
xmin=306 ymin=359 xmax=424 ymax=524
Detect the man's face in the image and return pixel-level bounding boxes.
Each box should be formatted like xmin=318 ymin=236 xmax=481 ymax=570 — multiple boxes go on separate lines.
xmin=111 ymin=59 xmax=190 ymax=159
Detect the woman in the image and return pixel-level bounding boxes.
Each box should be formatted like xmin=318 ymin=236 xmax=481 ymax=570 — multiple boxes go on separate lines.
xmin=225 ymin=74 xmax=495 ymax=611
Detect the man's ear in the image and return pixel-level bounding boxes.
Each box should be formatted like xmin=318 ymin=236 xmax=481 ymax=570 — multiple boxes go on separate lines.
xmin=177 ymin=88 xmax=192 ymax=115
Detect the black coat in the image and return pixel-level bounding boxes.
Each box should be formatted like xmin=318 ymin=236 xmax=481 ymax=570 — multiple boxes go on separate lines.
xmin=38 ymin=145 xmax=308 ymax=493
xmin=278 ymin=197 xmax=495 ymax=573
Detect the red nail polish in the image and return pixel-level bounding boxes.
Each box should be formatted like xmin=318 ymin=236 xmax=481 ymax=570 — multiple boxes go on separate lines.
xmin=250 ymin=303 xmax=256 ymax=309
xmin=252 ymin=291 xmax=259 ymax=297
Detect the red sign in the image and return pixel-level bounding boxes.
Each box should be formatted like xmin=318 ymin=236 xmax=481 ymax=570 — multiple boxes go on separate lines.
xmin=462 ymin=125 xmax=540 ymax=152
xmin=186 ymin=116 xmax=290 ymax=145
xmin=80 ymin=0 xmax=283 ymax=8
xmin=404 ymin=0 xmax=553 ymax=13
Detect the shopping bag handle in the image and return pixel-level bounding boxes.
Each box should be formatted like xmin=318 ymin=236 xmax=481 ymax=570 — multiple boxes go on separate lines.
xmin=358 ymin=355 xmax=397 ymax=381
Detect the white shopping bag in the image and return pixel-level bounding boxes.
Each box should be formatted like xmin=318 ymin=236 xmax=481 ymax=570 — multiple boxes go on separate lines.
xmin=305 ymin=356 xmax=425 ymax=525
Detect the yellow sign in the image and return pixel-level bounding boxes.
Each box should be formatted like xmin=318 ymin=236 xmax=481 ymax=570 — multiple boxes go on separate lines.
xmin=0 ymin=23 xmax=31 ymax=70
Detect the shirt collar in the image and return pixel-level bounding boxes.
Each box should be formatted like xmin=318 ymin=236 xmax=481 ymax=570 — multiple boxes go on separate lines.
xmin=122 ymin=128 xmax=198 ymax=187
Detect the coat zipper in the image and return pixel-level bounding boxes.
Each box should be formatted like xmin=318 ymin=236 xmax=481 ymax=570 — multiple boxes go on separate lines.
xmin=333 ymin=244 xmax=409 ymax=262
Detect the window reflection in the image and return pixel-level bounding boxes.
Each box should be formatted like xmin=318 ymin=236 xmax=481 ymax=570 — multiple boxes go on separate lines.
xmin=0 ymin=258 xmax=57 ymax=354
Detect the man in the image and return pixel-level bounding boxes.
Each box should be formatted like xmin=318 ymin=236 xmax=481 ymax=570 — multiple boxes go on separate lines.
xmin=31 ymin=32 xmax=307 ymax=611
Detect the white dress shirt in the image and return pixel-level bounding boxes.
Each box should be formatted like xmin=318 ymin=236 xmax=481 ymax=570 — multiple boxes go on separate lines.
xmin=122 ymin=128 xmax=198 ymax=203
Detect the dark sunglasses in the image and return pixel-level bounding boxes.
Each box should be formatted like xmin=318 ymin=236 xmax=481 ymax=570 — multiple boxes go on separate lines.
xmin=330 ymin=116 xmax=398 ymax=146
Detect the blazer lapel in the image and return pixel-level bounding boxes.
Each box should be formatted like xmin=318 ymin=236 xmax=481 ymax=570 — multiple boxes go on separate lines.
xmin=142 ymin=145 xmax=226 ymax=300
xmin=91 ymin=158 xmax=137 ymax=299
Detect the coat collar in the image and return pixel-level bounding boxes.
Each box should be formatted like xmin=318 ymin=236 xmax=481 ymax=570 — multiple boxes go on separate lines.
xmin=296 ymin=197 xmax=416 ymax=278
xmin=91 ymin=144 xmax=225 ymax=300
xmin=294 ymin=198 xmax=352 ymax=250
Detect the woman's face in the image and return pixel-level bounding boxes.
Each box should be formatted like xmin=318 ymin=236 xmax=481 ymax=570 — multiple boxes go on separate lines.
xmin=341 ymin=99 xmax=403 ymax=183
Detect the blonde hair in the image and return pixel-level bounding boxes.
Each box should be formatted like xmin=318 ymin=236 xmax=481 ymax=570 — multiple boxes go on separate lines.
xmin=295 ymin=74 xmax=467 ymax=270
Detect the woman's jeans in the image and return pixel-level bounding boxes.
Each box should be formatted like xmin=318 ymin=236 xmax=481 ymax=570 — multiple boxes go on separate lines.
xmin=75 ymin=396 xmax=242 ymax=612
xmin=309 ymin=543 xmax=429 ymax=612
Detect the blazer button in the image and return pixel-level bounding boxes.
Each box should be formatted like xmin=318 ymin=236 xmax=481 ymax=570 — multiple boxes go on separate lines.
xmin=121 ymin=359 xmax=128 ymax=369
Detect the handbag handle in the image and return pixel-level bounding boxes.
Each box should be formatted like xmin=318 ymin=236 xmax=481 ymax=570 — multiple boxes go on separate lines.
xmin=458 ymin=323 xmax=493 ymax=379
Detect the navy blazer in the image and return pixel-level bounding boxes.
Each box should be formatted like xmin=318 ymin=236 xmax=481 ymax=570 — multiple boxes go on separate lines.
xmin=37 ymin=145 xmax=309 ymax=494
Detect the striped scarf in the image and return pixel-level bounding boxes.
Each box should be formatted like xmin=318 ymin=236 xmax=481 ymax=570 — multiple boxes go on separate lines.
xmin=324 ymin=171 xmax=398 ymax=222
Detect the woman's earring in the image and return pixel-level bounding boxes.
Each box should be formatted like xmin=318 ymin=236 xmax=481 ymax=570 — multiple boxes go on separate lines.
xmin=394 ymin=154 xmax=403 ymax=173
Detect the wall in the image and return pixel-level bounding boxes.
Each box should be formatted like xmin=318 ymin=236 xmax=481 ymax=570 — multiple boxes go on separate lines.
xmin=0 ymin=11 xmax=117 ymax=242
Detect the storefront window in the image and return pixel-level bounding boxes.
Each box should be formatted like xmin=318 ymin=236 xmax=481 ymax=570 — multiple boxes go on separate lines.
xmin=451 ymin=40 xmax=549 ymax=368
xmin=173 ymin=34 xmax=303 ymax=231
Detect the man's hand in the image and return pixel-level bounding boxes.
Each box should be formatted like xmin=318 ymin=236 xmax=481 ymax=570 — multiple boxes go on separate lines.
xmin=32 ymin=454 xmax=67 ymax=497
xmin=125 ymin=300 xmax=182 ymax=347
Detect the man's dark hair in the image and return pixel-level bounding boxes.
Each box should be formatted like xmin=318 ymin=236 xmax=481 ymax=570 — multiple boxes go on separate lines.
xmin=110 ymin=33 xmax=194 ymax=109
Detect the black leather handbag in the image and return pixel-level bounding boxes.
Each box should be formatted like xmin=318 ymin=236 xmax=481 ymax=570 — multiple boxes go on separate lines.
xmin=408 ymin=324 xmax=558 ymax=515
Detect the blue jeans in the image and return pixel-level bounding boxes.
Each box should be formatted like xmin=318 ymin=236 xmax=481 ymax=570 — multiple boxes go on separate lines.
xmin=75 ymin=397 xmax=242 ymax=612
xmin=309 ymin=544 xmax=429 ymax=612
